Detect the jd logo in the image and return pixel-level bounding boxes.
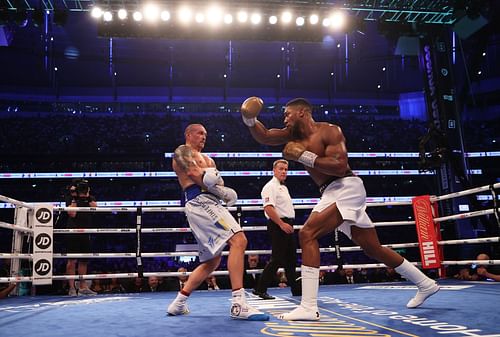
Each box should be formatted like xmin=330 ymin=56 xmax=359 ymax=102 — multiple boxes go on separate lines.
xmin=35 ymin=233 xmax=52 ymax=249
xmin=35 ymin=259 xmax=51 ymax=275
xmin=36 ymin=208 xmax=52 ymax=224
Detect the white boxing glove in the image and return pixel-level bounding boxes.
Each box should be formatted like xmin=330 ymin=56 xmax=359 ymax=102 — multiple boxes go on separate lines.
xmin=202 ymin=167 xmax=223 ymax=189
xmin=208 ymin=185 xmax=238 ymax=207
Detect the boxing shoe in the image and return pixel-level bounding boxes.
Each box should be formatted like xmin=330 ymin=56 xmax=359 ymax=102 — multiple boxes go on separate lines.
xmin=230 ymin=302 xmax=269 ymax=321
xmin=407 ymin=281 xmax=440 ymax=308
xmin=167 ymin=298 xmax=190 ymax=316
xmin=78 ymin=287 xmax=97 ymax=296
xmin=278 ymin=305 xmax=320 ymax=321
xmin=252 ymin=290 xmax=275 ymax=300
xmin=68 ymin=288 xmax=77 ymax=296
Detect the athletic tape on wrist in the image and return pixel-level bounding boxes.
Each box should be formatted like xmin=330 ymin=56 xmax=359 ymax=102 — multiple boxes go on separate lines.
xmin=298 ymin=151 xmax=318 ymax=168
xmin=242 ymin=116 xmax=256 ymax=127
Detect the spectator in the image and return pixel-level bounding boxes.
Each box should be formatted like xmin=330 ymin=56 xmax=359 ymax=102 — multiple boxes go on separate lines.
xmin=205 ymin=275 xmax=221 ymax=291
xmin=65 ymin=179 xmax=98 ymax=296
xmin=476 ymin=253 xmax=500 ymax=282
xmin=146 ymin=276 xmax=167 ymax=292
xmin=128 ymin=277 xmax=146 ymax=293
xmin=243 ymin=254 xmax=263 ymax=290
xmin=339 ymin=268 xmax=366 ymax=284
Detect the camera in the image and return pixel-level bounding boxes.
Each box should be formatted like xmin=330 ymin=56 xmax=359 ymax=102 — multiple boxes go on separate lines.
xmin=76 ymin=179 xmax=90 ymax=195
xmin=64 ymin=179 xmax=90 ymax=201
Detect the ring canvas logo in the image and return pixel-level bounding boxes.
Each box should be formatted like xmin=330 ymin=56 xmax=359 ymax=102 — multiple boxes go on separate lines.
xmin=32 ymin=205 xmax=53 ymax=285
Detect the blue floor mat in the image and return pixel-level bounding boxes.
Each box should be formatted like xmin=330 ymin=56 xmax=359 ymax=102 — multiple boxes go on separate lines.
xmin=1 ymin=279 xmax=498 ymax=337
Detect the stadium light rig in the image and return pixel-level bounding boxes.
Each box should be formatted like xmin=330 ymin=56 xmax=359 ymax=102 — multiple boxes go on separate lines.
xmin=91 ymin=2 xmax=354 ymax=41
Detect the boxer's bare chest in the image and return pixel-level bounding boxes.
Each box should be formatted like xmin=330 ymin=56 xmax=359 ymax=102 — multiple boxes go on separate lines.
xmin=193 ymin=152 xmax=210 ymax=168
xmin=296 ymin=131 xmax=326 ymax=157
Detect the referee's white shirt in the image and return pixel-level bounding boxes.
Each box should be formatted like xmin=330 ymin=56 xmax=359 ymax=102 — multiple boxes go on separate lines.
xmin=261 ymin=176 xmax=295 ymax=219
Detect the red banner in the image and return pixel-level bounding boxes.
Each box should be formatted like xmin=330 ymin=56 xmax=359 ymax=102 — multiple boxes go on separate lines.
xmin=412 ymin=195 xmax=440 ymax=269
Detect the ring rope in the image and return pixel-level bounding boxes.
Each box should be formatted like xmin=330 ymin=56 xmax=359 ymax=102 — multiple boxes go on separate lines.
xmin=0 ymin=221 xmax=34 ymax=233
xmin=430 ymin=182 xmax=500 ymax=202
xmin=0 ymin=195 xmax=34 ymax=209
xmin=48 ymin=221 xmax=416 ymax=235
xmin=0 ymin=220 xmax=417 ymax=235
xmin=434 ymin=208 xmax=500 ymax=223
xmin=1 ymin=237 xmax=497 ymax=261
xmin=53 ymin=201 xmax=413 ymax=213
xmin=0 ymin=263 xmax=423 ymax=283
xmin=3 ymin=258 xmax=500 ymax=284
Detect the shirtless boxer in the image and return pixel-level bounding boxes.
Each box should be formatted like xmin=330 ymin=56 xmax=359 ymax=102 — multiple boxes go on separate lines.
xmin=241 ymin=97 xmax=439 ymax=321
xmin=166 ymin=123 xmax=268 ymax=321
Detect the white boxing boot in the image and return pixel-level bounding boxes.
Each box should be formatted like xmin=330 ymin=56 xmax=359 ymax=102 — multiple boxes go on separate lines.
xmin=167 ymin=292 xmax=190 ymax=316
xmin=230 ymin=288 xmax=269 ymax=321
xmin=279 ymin=265 xmax=320 ymax=321
xmin=395 ymin=259 xmax=440 ymax=308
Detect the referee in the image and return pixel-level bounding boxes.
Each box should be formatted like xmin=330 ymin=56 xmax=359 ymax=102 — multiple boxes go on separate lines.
xmin=253 ymin=159 xmax=301 ymax=299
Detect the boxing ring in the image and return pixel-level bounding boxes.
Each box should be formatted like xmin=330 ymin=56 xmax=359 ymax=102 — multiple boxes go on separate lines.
xmin=1 ymin=182 xmax=499 ymax=337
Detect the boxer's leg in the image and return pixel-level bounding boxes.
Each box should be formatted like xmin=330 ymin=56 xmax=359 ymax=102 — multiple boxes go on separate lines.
xmin=280 ymin=203 xmax=343 ymax=321
xmin=167 ymin=256 xmax=221 ymax=316
xmin=352 ymin=226 xmax=439 ymax=308
xmin=227 ymin=232 xmax=269 ymax=321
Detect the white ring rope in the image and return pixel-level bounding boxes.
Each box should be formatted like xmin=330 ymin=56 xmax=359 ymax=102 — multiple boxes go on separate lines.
xmin=0 ymin=221 xmax=33 ymax=233
xmin=430 ymin=182 xmax=500 ymax=202
xmin=3 ymin=259 xmax=500 ymax=284
xmin=49 ymin=220 xmax=416 ymax=235
xmin=0 ymin=264 xmax=420 ymax=283
xmin=434 ymin=208 xmax=500 ymax=223
xmin=0 ymin=195 xmax=34 ymax=210
xmin=53 ymin=201 xmax=413 ymax=213
xmin=440 ymin=260 xmax=500 ymax=266
xmin=1 ymin=237 xmax=497 ymax=261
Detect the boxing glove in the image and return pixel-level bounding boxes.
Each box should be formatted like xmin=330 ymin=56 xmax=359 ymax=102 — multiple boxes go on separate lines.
xmin=209 ymin=185 xmax=238 ymax=207
xmin=240 ymin=96 xmax=263 ymax=127
xmin=202 ymin=167 xmax=223 ymax=189
xmin=283 ymin=141 xmax=318 ymax=168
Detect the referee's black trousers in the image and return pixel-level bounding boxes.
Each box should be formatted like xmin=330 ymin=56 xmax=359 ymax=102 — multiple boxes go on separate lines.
xmin=255 ymin=218 xmax=299 ymax=293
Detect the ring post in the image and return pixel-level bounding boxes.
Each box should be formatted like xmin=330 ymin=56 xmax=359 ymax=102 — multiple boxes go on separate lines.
xmin=412 ymin=195 xmax=441 ymax=271
xmin=31 ymin=204 xmax=54 ymax=285
xmin=136 ymin=206 xmax=143 ymax=278
xmin=333 ymin=229 xmax=343 ymax=269
xmin=430 ymin=198 xmax=446 ymax=277
xmin=236 ymin=205 xmax=243 ymax=225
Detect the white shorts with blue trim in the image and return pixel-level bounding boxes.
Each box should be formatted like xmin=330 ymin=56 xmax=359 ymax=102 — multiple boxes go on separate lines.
xmin=312 ymin=176 xmax=374 ymax=239
xmin=185 ymin=193 xmax=242 ymax=263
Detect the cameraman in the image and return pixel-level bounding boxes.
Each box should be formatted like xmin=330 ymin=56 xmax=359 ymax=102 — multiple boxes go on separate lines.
xmin=65 ymin=179 xmax=97 ymax=296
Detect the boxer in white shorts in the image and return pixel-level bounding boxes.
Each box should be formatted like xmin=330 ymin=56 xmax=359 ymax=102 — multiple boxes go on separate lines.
xmin=242 ymin=97 xmax=439 ymax=321
xmin=312 ymin=176 xmax=374 ymax=240
xmin=166 ymin=123 xmax=268 ymax=321
xmin=185 ymin=191 xmax=241 ymax=263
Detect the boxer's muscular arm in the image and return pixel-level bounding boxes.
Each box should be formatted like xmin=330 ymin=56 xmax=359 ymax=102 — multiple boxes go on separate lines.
xmin=283 ymin=125 xmax=348 ymax=176
xmin=173 ymin=144 xmax=206 ymax=187
xmin=314 ymin=125 xmax=348 ymax=176
xmin=241 ymin=98 xmax=290 ymax=145
xmin=249 ymin=120 xmax=290 ymax=146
